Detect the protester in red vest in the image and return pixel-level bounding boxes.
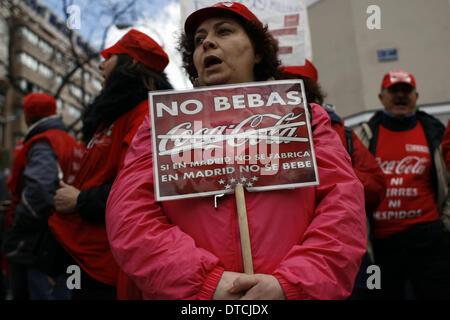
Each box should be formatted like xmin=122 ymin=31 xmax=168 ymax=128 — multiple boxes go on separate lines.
xmin=355 ymin=70 xmax=450 ymax=299
xmin=105 ymin=2 xmax=366 ymax=300
xmin=50 ymin=29 xmax=173 ymax=300
xmin=2 ymin=92 xmax=82 ymax=300
xmin=281 ymin=61 xmax=387 ymax=299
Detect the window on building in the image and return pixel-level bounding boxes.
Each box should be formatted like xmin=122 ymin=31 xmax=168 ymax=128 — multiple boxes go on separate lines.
xmin=67 ymin=104 xmax=81 ymax=118
xmin=67 ymin=60 xmax=76 ymax=70
xmin=69 ymin=84 xmax=83 ymax=99
xmin=16 ymin=52 xmax=38 ymax=71
xmin=19 ymin=26 xmax=39 ymax=45
xmin=56 ymin=99 xmax=64 ymax=112
xmin=16 ymin=52 xmax=54 ymax=79
xmin=75 ymin=68 xmax=82 ymax=79
xmin=19 ymin=78 xmax=28 ymax=92
xmin=17 ymin=78 xmax=48 ymax=94
xmin=55 ymin=50 xmax=64 ymax=63
xmin=84 ymin=71 xmax=91 ymax=82
xmin=19 ymin=26 xmax=54 ymax=55
xmin=38 ymin=63 xmax=54 ymax=78
xmin=38 ymin=38 xmax=54 ymax=55
xmin=56 ymin=74 xmax=63 ymax=86
xmin=18 ymin=78 xmax=34 ymax=93
xmin=32 ymin=84 xmax=44 ymax=93
xmin=93 ymin=78 xmax=102 ymax=91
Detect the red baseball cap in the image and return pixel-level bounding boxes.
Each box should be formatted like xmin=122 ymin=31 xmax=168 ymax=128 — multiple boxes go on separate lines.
xmin=23 ymin=92 xmax=57 ymax=122
xmin=282 ymin=59 xmax=318 ymax=83
xmin=381 ymin=70 xmax=416 ymax=89
xmin=101 ymin=29 xmax=169 ymax=73
xmin=184 ymin=2 xmax=263 ymax=35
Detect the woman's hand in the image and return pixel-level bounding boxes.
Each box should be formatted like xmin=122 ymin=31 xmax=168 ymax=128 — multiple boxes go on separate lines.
xmin=229 ymin=274 xmax=286 ymax=300
xmin=54 ymin=181 xmax=80 ymax=214
xmin=212 ymin=271 xmax=245 ymax=300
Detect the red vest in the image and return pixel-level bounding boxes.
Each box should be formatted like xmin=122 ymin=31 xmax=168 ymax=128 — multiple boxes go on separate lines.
xmin=49 ymin=100 xmax=148 ymax=286
xmin=373 ymin=122 xmax=440 ymax=238
xmin=5 ymin=130 xmax=83 ymax=227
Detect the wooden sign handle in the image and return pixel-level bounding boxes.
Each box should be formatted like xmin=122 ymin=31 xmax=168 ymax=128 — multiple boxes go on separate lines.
xmin=234 ymin=184 xmax=254 ymax=274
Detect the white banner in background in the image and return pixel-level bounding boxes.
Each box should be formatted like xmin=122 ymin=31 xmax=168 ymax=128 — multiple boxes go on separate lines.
xmin=180 ymin=0 xmax=312 ymax=67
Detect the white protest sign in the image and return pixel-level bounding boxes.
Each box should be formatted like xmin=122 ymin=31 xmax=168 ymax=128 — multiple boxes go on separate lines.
xmin=150 ymin=80 xmax=319 ymax=201
xmin=179 ymin=0 xmax=312 ymax=66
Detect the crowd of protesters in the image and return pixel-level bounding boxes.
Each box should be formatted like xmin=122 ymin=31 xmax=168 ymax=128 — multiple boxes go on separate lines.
xmin=0 ymin=2 xmax=449 ymax=300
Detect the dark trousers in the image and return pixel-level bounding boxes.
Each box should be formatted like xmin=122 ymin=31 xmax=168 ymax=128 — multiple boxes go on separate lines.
xmin=348 ymin=252 xmax=377 ymax=300
xmin=373 ymin=220 xmax=450 ymax=300
xmin=0 ymin=256 xmax=7 ymax=300
xmin=9 ymin=263 xmax=29 ymax=300
xmin=64 ymin=254 xmax=116 ymax=300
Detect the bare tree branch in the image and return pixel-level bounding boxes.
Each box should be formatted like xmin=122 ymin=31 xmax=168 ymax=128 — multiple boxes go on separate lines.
xmin=1 ymin=0 xmax=139 ymax=137
xmin=61 ymin=0 xmax=138 ymax=134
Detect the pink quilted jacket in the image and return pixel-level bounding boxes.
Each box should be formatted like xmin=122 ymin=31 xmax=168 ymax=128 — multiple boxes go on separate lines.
xmin=105 ymin=103 xmax=366 ymax=300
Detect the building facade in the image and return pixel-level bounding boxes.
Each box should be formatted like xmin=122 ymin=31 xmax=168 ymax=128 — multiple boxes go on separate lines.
xmin=307 ymin=0 xmax=450 ymax=125
xmin=0 ymin=0 xmax=102 ymax=168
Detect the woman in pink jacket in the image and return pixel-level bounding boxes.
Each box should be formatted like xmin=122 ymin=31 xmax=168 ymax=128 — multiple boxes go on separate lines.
xmin=105 ymin=2 xmax=366 ymax=300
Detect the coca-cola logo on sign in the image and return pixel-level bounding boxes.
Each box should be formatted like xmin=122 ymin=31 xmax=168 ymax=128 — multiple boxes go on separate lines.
xmin=157 ymin=112 xmax=307 ymax=156
xmin=377 ymin=156 xmax=428 ymax=175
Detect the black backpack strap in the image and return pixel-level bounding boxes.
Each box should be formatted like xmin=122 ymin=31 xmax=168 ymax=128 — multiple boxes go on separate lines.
xmin=344 ymin=126 xmax=354 ymax=157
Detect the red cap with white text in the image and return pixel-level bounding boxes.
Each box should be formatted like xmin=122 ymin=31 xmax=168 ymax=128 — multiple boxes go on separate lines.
xmin=381 ymin=70 xmax=416 ymax=89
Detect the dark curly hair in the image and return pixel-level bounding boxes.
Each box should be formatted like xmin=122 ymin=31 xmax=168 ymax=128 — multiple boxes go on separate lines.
xmin=178 ymin=16 xmax=282 ymax=85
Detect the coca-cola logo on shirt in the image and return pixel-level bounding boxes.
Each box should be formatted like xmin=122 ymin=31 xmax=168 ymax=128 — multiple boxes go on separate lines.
xmin=377 ymin=156 xmax=429 ymax=175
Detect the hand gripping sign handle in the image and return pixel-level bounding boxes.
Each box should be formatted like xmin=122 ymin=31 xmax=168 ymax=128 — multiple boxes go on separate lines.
xmin=234 ymin=184 xmax=254 ymax=274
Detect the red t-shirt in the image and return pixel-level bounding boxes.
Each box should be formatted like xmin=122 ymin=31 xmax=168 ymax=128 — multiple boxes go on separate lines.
xmin=373 ymin=122 xmax=440 ymax=238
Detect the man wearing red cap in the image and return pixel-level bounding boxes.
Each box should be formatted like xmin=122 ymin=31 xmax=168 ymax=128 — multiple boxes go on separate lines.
xmin=2 ymin=92 xmax=82 ymax=300
xmin=355 ymin=70 xmax=450 ymax=299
